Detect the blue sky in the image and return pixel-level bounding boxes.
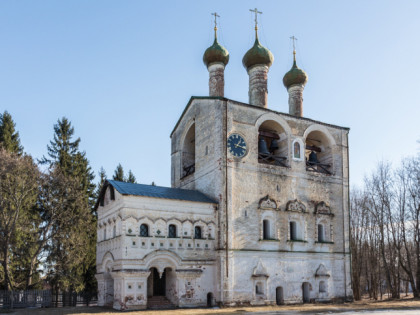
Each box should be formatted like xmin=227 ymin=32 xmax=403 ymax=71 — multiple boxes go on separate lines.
xmin=1 ymin=0 xmax=419 ymax=187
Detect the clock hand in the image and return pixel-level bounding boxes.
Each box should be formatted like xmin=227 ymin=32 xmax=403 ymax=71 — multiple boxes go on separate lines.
xmin=234 ymin=143 xmax=246 ymax=150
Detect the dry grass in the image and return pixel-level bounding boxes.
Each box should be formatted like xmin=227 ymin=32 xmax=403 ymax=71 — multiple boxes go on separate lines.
xmin=11 ymin=296 xmax=420 ymax=315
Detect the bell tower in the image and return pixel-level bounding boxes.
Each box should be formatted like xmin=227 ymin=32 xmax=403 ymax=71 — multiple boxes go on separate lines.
xmin=170 ymin=10 xmax=352 ymax=305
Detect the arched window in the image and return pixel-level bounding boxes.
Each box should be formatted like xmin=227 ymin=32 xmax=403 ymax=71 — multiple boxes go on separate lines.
xmin=113 ymin=225 xmax=116 ymax=238
xmin=319 ymin=281 xmax=327 ymax=293
xmin=294 ymin=141 xmax=301 ymax=159
xmin=263 ymin=220 xmax=271 ymax=240
xmin=318 ymin=224 xmax=325 ymax=242
xmin=194 ymin=226 xmax=202 ymax=239
xmin=290 ymin=221 xmax=297 ymax=240
xmin=103 ymin=228 xmax=107 ymax=240
xmin=305 ymin=130 xmax=333 ymax=175
xmin=258 ymin=120 xmax=288 ymax=167
xmin=168 ymin=224 xmax=177 ymax=238
xmin=182 ymin=124 xmax=195 ymax=178
xmin=140 ymin=224 xmax=149 ymax=237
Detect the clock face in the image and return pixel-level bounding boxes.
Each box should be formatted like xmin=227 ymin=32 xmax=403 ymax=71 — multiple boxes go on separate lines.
xmin=227 ymin=133 xmax=247 ymax=158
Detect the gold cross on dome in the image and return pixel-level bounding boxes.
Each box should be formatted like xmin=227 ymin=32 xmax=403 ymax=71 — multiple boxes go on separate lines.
xmin=250 ymin=8 xmax=262 ymax=29
xmin=211 ymin=12 xmax=220 ymax=29
xmin=290 ymin=36 xmax=298 ymax=51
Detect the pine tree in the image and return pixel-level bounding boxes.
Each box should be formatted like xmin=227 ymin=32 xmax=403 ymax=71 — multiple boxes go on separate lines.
xmin=41 ymin=117 xmax=96 ymax=293
xmin=127 ymin=170 xmax=136 ymax=183
xmin=0 ymin=111 xmax=23 ymax=155
xmin=40 ymin=117 xmax=80 ymax=172
xmin=95 ymin=167 xmax=107 ymax=196
xmin=113 ymin=164 xmax=125 ymax=181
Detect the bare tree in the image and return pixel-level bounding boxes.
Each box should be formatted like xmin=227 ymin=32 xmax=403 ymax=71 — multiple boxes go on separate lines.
xmin=0 ymin=149 xmax=39 ymax=290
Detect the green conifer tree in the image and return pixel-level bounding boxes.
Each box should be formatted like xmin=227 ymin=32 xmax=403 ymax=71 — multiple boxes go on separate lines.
xmin=127 ymin=170 xmax=136 ymax=183
xmin=95 ymin=167 xmax=107 ymax=196
xmin=42 ymin=117 xmax=96 ymax=293
xmin=113 ymin=164 xmax=125 ymax=181
xmin=0 ymin=111 xmax=23 ymax=155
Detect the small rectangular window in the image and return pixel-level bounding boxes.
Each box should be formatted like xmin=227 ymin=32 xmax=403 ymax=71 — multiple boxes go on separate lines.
xmin=318 ymin=224 xmax=325 ymax=242
xmin=290 ymin=222 xmax=297 ymax=240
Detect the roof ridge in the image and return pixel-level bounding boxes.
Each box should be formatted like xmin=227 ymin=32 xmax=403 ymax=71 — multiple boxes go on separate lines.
xmin=105 ymin=180 xmax=217 ymax=204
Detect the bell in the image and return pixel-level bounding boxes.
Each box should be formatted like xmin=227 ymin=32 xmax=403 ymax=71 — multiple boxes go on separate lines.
xmin=308 ymin=151 xmax=319 ymax=164
xmin=258 ymin=138 xmax=270 ymax=156
xmin=269 ymin=139 xmax=279 ymax=152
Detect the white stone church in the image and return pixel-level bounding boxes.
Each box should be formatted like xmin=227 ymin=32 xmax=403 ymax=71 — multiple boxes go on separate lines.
xmin=95 ymin=16 xmax=352 ymax=310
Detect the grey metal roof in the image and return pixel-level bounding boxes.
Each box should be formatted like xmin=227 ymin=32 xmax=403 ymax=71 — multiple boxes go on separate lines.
xmin=107 ymin=180 xmax=217 ymax=204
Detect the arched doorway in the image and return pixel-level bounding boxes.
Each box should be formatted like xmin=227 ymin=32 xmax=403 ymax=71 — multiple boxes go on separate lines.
xmin=148 ymin=268 xmax=166 ymax=297
xmin=207 ymin=292 xmax=213 ymax=307
xmin=276 ymin=286 xmax=284 ymax=305
xmin=302 ymin=282 xmax=310 ymax=303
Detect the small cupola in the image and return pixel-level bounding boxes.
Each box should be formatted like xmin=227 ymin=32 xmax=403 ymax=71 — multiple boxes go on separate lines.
xmin=283 ymin=42 xmax=308 ymax=117
xmin=203 ymin=13 xmax=229 ymax=97
xmin=242 ymin=37 xmax=273 ymax=70
xmin=283 ymin=51 xmax=308 ymax=89
xmin=203 ymin=37 xmax=229 ymax=67
xmin=242 ymin=8 xmax=274 ymax=108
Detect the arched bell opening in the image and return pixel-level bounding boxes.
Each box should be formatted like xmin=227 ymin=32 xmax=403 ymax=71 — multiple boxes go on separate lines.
xmin=257 ymin=120 xmax=288 ymax=167
xmin=181 ymin=123 xmax=195 ymax=178
xmin=305 ymin=130 xmax=333 ymax=175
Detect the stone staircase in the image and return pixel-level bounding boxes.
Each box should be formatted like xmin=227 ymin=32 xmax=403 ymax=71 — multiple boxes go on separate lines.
xmin=147 ymin=296 xmax=176 ymax=309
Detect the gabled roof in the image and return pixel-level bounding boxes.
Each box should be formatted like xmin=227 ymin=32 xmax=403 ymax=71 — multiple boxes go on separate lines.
xmin=95 ymin=180 xmax=217 ymax=209
xmin=170 ymin=96 xmax=350 ymax=137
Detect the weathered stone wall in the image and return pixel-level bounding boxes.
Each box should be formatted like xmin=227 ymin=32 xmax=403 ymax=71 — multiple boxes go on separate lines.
xmin=208 ymin=63 xmax=225 ymax=97
xmin=248 ymin=65 xmax=269 ymax=108
xmin=96 ymin=187 xmax=218 ymax=309
xmin=170 ymin=97 xmax=351 ymax=305
xmin=288 ymin=84 xmax=304 ymax=117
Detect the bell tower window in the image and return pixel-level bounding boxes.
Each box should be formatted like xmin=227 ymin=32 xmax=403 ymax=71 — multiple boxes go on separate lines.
xmin=258 ymin=120 xmax=288 ymax=167
xmin=305 ymin=130 xmax=332 ymax=175
xmin=181 ymin=123 xmax=195 ymax=178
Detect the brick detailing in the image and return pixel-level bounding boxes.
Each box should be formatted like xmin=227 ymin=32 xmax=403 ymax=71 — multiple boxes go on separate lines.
xmin=208 ymin=63 xmax=225 ymax=97
xmin=288 ymin=84 xmax=304 ymax=117
xmin=248 ymin=65 xmax=269 ymax=108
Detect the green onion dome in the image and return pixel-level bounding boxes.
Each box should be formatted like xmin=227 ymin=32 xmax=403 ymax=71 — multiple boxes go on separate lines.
xmin=242 ymin=37 xmax=274 ymax=69
xmin=203 ymin=38 xmax=229 ymax=67
xmin=283 ymin=53 xmax=308 ymax=88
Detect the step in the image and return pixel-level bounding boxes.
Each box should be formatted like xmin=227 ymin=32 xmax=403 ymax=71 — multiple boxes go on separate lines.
xmin=147 ymin=296 xmax=175 ymax=309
